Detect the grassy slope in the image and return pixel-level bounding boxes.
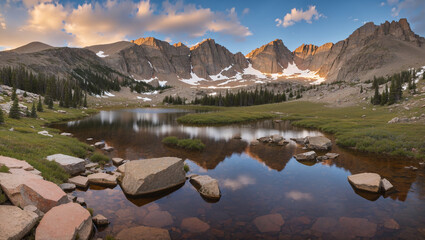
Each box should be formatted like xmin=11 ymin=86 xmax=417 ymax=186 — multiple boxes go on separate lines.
xmin=177 ymin=101 xmax=425 ymax=159
xmin=0 ymin=101 xmax=97 ymax=183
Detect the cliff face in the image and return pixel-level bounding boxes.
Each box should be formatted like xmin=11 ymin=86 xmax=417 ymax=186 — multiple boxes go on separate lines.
xmin=292 ymin=18 xmax=425 ymax=81
xmin=246 ymin=39 xmax=293 ymax=73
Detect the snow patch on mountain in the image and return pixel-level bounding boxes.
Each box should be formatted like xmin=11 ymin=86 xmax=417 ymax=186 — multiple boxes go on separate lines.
xmin=96 ymin=51 xmax=108 ymax=58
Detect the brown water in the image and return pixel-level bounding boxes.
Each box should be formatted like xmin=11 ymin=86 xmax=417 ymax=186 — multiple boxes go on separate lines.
xmin=55 ymin=108 xmax=425 ymax=239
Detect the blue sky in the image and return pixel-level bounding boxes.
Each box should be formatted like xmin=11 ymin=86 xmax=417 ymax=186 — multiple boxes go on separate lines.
xmin=0 ymin=0 xmax=424 ymax=54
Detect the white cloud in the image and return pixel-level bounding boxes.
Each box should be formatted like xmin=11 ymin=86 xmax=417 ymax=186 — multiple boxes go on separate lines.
xmin=0 ymin=0 xmax=252 ymax=49
xmin=276 ymin=5 xmax=324 ymax=28
xmin=381 ymin=2 xmax=386 ymax=6
xmin=164 ymin=37 xmax=172 ymax=43
xmin=222 ymin=175 xmax=256 ymax=191
xmin=0 ymin=13 xmax=6 ymax=29
xmin=242 ymin=8 xmax=249 ymax=15
xmin=285 ymin=191 xmax=313 ymax=201
xmin=353 ymin=18 xmax=359 ymax=22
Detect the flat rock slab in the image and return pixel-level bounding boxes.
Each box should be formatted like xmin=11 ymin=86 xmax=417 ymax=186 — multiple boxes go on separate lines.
xmin=325 ymin=153 xmax=339 ymax=159
xmin=0 ymin=205 xmax=39 ymax=240
xmin=121 ymin=157 xmax=185 ymax=196
xmin=294 ymin=151 xmax=317 ymax=161
xmin=190 ymin=175 xmax=221 ymax=200
xmin=93 ymin=214 xmax=109 ymax=226
xmin=59 ymin=183 xmax=76 ymax=192
xmin=0 ymin=156 xmax=34 ymax=170
xmin=116 ymin=226 xmax=170 ymax=240
xmin=348 ymin=173 xmax=381 ymax=193
xmin=8 ymin=168 xmax=43 ymax=179
xmin=181 ymin=217 xmax=210 ymax=233
xmin=68 ymin=176 xmax=89 ymax=188
xmin=94 ymin=142 xmax=105 ymax=148
xmin=35 ymin=202 xmax=92 ymax=240
xmin=112 ymin=158 xmax=124 ymax=165
xmin=306 ymin=136 xmax=332 ymax=150
xmin=142 ymin=210 xmax=173 ymax=228
xmin=253 ymin=213 xmax=285 ymax=233
xmin=46 ymin=154 xmax=85 ymax=175
xmin=88 ymin=173 xmax=117 ymax=187
xmin=0 ymin=173 xmax=68 ymax=213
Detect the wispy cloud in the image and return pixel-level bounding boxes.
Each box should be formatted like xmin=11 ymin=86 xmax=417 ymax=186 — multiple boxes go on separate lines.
xmin=275 ymin=5 xmax=324 ymax=28
xmin=222 ymin=175 xmax=256 ymax=191
xmin=0 ymin=0 xmax=252 ymax=49
xmin=386 ymin=0 xmax=425 ymax=34
xmin=285 ymin=191 xmax=313 ymax=201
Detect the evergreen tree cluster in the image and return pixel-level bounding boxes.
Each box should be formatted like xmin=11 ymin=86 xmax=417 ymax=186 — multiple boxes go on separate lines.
xmin=71 ymin=68 xmax=121 ymax=95
xmin=162 ymin=95 xmax=187 ymax=105
xmin=163 ymin=87 xmax=301 ymax=107
xmin=370 ymin=69 xmax=418 ymax=105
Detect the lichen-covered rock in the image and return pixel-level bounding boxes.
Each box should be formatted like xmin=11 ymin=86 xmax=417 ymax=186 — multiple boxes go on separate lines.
xmin=46 ymin=154 xmax=85 ymax=175
xmin=0 ymin=205 xmax=39 ymax=240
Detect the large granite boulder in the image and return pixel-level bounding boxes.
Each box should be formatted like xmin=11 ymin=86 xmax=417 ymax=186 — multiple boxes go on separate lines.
xmin=190 ymin=175 xmax=221 ymax=201
xmin=305 ymin=136 xmax=332 ymax=150
xmin=35 ymin=203 xmax=92 ymax=240
xmin=348 ymin=173 xmax=381 ymax=193
xmin=87 ymin=173 xmax=117 ymax=187
xmin=121 ymin=157 xmax=185 ymax=196
xmin=294 ymin=151 xmax=317 ymax=161
xmin=0 ymin=205 xmax=39 ymax=240
xmin=116 ymin=226 xmax=171 ymax=240
xmin=46 ymin=154 xmax=85 ymax=175
xmin=0 ymin=173 xmax=68 ymax=212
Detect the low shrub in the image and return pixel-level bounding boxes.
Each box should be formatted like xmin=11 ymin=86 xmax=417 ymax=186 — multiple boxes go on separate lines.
xmin=162 ymin=136 xmax=205 ymax=151
xmin=90 ymin=152 xmax=109 ymax=165
xmin=0 ymin=165 xmax=9 ymax=173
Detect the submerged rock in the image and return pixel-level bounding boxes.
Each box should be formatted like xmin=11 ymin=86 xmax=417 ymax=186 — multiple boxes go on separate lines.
xmin=181 ymin=217 xmax=210 ymax=233
xmin=253 ymin=213 xmax=285 ymax=233
xmin=294 ymin=151 xmax=317 ymax=161
xmin=305 ymin=136 xmax=332 ymax=150
xmin=35 ymin=203 xmax=92 ymax=240
xmin=46 ymin=154 xmax=85 ymax=175
xmin=116 ymin=226 xmax=170 ymax=240
xmin=348 ymin=173 xmax=381 ymax=193
xmin=190 ymin=175 xmax=221 ymax=201
xmin=0 ymin=205 xmax=39 ymax=240
xmin=121 ymin=157 xmax=185 ymax=196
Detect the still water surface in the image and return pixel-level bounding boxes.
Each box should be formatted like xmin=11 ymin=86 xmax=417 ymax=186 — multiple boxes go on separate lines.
xmin=56 ymin=108 xmax=425 ymax=239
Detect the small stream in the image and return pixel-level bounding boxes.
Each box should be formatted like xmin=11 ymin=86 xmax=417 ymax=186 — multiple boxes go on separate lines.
xmin=54 ymin=108 xmax=425 ymax=239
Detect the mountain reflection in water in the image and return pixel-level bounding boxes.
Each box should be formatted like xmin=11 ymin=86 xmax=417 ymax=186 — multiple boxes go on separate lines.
xmin=53 ymin=108 xmax=425 ymax=239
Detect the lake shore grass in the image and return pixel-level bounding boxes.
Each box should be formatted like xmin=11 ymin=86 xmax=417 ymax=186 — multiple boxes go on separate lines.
xmin=176 ymin=101 xmax=425 ymax=159
xmin=0 ymin=99 xmax=98 ymax=183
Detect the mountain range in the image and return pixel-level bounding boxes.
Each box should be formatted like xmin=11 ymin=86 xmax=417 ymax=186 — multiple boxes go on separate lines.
xmin=1 ymin=18 xmax=424 ymax=89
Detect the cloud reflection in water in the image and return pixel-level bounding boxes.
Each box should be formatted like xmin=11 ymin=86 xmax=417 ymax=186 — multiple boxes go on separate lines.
xmin=222 ymin=175 xmax=256 ymax=191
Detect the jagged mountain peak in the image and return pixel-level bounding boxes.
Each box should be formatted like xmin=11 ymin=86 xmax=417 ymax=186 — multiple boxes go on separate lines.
xmin=189 ymin=38 xmax=217 ymax=51
xmin=246 ymin=39 xmax=293 ymax=73
xmin=173 ymin=42 xmax=187 ymax=48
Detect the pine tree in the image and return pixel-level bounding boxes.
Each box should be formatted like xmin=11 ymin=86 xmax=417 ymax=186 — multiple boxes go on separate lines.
xmin=83 ymin=93 xmax=87 ymax=108
xmin=11 ymin=86 xmax=17 ymax=101
xmin=360 ymin=85 xmax=363 ymax=93
xmin=48 ymin=98 xmax=53 ymax=109
xmin=25 ymin=108 xmax=30 ymax=117
xmin=0 ymin=109 xmax=4 ymax=124
xmin=31 ymin=102 xmax=37 ymax=118
xmin=23 ymin=92 xmax=28 ymax=97
xmin=37 ymin=96 xmax=43 ymax=112
xmin=9 ymin=98 xmax=20 ymax=119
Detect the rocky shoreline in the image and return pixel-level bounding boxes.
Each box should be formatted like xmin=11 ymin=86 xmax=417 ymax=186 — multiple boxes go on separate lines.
xmin=0 ymin=153 xmax=221 ymax=240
